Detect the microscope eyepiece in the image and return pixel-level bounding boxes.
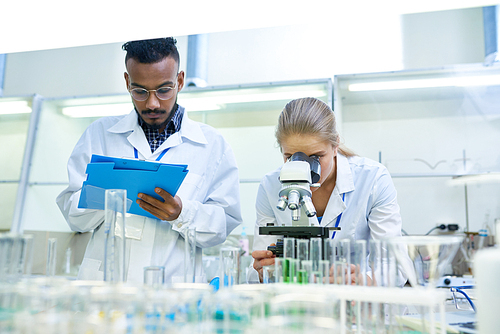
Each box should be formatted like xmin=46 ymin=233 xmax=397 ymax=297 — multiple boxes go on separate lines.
xmin=289 ymin=152 xmax=321 ymax=184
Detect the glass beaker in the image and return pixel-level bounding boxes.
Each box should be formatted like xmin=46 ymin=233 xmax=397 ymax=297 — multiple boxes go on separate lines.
xmin=104 ymin=189 xmax=127 ymax=283
xmin=387 ymin=235 xmax=463 ymax=289
xmin=220 ymin=246 xmax=240 ymax=288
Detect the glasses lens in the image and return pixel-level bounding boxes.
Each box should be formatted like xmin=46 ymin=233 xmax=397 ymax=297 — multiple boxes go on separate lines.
xmin=155 ymin=87 xmax=174 ymax=100
xmin=130 ymin=88 xmax=149 ymax=101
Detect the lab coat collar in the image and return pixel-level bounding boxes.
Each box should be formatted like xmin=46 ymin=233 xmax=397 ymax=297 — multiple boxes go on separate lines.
xmin=106 ymin=107 xmax=208 ymax=159
xmin=336 ymin=153 xmax=355 ymax=194
xmin=320 ymin=153 xmax=355 ymax=227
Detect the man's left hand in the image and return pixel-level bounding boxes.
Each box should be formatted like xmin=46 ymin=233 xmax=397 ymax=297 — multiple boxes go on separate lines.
xmin=136 ymin=187 xmax=182 ymax=221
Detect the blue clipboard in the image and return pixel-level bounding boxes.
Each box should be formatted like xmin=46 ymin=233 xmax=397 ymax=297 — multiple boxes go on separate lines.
xmin=78 ymin=154 xmax=189 ymax=219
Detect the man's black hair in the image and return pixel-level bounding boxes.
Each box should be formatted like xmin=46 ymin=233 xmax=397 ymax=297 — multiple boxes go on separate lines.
xmin=122 ymin=37 xmax=180 ymax=66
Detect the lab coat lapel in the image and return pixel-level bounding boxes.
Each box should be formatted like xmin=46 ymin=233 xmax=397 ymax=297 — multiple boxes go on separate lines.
xmin=176 ymin=109 xmax=208 ymax=145
xmin=108 ymin=109 xmax=152 ymax=159
xmin=321 ymin=188 xmax=346 ymax=227
xmin=321 ymin=154 xmax=354 ymax=227
xmin=152 ymin=107 xmax=208 ymax=156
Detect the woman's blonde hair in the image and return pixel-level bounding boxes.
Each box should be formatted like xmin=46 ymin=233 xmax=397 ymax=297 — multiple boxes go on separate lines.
xmin=275 ymin=97 xmax=356 ymax=157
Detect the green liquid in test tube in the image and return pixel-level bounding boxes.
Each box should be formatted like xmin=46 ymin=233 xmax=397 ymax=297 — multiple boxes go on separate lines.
xmin=283 ymin=237 xmax=295 ymax=283
xmin=298 ymin=270 xmax=308 ymax=284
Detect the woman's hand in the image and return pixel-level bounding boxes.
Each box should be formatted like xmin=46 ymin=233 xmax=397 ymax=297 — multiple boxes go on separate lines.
xmin=329 ymin=264 xmax=374 ymax=286
xmin=252 ymin=244 xmax=276 ymax=283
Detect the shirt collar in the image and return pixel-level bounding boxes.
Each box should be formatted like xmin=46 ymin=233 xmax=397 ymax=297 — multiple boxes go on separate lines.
xmin=137 ymin=104 xmax=183 ymax=134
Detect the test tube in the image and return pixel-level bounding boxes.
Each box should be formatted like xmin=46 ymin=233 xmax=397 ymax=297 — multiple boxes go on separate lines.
xmin=369 ymin=239 xmax=394 ymax=332
xmin=300 ymin=260 xmax=312 ymax=284
xmin=296 ymin=239 xmax=309 ymax=284
xmin=22 ymin=234 xmax=34 ymax=276
xmin=144 ymin=266 xmax=165 ymax=287
xmin=297 ymin=239 xmax=309 ymax=262
xmin=353 ymin=240 xmax=368 ymax=331
xmin=289 ymin=258 xmax=299 ymax=283
xmin=46 ymin=238 xmax=57 ymax=276
xmin=283 ymin=237 xmax=295 ymax=259
xmin=324 ymin=238 xmax=333 ymax=265
xmin=310 ymin=238 xmax=322 ymax=271
xmin=319 ymin=260 xmax=330 ymax=284
xmin=220 ymin=246 xmax=240 ymax=288
xmin=104 ymin=189 xmax=127 ymax=283
xmin=184 ymin=227 xmax=196 ymax=283
xmin=369 ymin=239 xmax=383 ymax=287
xmin=353 ymin=240 xmax=367 ymax=286
xmin=0 ymin=234 xmax=22 ymax=282
xmin=0 ymin=234 xmax=7 ymax=282
xmin=10 ymin=235 xmax=24 ymax=280
xmin=338 ymin=239 xmax=351 ymax=285
xmin=283 ymin=237 xmax=295 ymax=283
xmin=274 ymin=257 xmax=285 ymax=283
xmin=263 ymin=265 xmax=275 ymax=284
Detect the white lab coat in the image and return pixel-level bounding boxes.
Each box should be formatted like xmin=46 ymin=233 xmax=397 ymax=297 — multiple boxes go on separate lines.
xmin=249 ymin=153 xmax=409 ymax=286
xmin=57 ymin=107 xmax=242 ymax=284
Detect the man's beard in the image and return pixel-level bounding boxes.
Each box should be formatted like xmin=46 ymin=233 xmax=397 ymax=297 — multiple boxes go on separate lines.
xmin=137 ymin=102 xmax=177 ymax=131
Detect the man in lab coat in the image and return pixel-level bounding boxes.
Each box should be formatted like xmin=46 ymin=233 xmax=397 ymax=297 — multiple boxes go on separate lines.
xmin=56 ymin=37 xmax=242 ymax=284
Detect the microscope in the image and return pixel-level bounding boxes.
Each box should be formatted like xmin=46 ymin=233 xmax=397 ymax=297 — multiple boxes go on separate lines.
xmin=259 ymin=152 xmax=340 ymax=257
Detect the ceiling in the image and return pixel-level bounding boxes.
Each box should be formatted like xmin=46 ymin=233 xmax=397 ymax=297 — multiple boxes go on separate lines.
xmin=1 ymin=0 xmax=499 ymax=54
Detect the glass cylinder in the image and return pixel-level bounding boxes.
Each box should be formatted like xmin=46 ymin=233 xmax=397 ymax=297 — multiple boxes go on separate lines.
xmin=220 ymin=247 xmax=240 ymax=288
xmin=144 ymin=266 xmax=165 ymax=287
xmin=184 ymin=227 xmax=197 ymax=283
xmin=104 ymin=189 xmax=127 ymax=283
xmin=46 ymin=238 xmax=57 ymax=276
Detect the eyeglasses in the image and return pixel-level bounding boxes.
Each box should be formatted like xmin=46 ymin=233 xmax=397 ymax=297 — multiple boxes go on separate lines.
xmin=128 ymin=81 xmax=178 ymax=101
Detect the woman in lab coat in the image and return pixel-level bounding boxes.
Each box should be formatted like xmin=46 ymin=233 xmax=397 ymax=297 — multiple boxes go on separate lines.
xmin=250 ymin=97 xmax=408 ymax=285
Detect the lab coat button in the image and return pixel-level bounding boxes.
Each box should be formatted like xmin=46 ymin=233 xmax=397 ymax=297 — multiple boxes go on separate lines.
xmin=177 ymin=223 xmax=182 ymax=228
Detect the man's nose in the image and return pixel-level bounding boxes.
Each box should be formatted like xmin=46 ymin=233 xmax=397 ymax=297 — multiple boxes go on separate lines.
xmin=145 ymin=91 xmax=161 ymax=110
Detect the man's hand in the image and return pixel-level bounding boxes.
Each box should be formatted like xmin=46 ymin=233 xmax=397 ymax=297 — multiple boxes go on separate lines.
xmin=136 ymin=187 xmax=182 ymax=221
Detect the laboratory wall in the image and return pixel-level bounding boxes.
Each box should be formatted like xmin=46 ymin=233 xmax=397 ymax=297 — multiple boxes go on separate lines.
xmin=342 ymin=105 xmax=500 ymax=235
xmin=0 ymin=6 xmax=490 ymax=240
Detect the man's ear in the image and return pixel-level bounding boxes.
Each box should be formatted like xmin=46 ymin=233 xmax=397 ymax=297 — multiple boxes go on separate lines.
xmin=124 ymin=72 xmax=130 ymax=90
xmin=177 ymin=70 xmax=185 ymax=92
